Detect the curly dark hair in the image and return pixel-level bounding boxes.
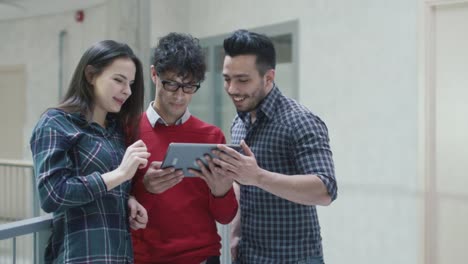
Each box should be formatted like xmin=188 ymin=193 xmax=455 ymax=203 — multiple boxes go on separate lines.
xmin=151 ymin=32 xmax=206 ymax=83
xmin=223 ymin=29 xmax=276 ymax=75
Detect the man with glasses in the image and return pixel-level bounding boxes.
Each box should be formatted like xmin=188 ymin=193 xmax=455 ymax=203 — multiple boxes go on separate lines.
xmin=130 ymin=32 xmax=238 ymax=264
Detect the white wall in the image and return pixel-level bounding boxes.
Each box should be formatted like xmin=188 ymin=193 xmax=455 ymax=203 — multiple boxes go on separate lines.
xmin=0 ymin=1 xmax=150 ymax=160
xmin=0 ymin=0 xmax=426 ymax=263
xmin=150 ymin=0 xmax=189 ymax=47
xmin=179 ymin=0 xmax=423 ymax=263
xmin=0 ymin=5 xmax=108 ymax=160
xmin=432 ymin=2 xmax=468 ymax=263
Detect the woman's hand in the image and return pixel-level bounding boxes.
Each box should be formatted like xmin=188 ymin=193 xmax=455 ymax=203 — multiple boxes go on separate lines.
xmin=102 ymin=140 xmax=150 ymax=190
xmin=118 ymin=140 xmax=151 ymax=181
xmin=128 ymin=195 xmax=148 ymax=230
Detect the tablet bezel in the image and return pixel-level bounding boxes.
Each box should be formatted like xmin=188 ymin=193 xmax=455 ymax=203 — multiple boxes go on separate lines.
xmin=161 ymin=142 xmax=241 ymax=177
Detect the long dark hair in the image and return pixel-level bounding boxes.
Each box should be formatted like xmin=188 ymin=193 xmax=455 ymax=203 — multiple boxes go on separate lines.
xmin=58 ymin=40 xmax=144 ymax=143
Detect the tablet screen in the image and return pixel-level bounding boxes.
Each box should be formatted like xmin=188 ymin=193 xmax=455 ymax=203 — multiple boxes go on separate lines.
xmin=161 ymin=143 xmax=241 ymax=176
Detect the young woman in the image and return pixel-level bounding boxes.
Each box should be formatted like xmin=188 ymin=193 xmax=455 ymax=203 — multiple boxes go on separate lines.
xmin=30 ymin=40 xmax=150 ymax=263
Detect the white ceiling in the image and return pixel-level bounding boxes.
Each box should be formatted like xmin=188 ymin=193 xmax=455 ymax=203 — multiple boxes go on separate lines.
xmin=0 ymin=0 xmax=107 ymax=21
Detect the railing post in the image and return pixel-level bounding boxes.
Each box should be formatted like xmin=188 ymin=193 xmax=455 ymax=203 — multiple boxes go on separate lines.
xmin=12 ymin=237 xmax=16 ymax=264
xmin=35 ymin=227 xmax=51 ymax=264
xmin=1 ymin=159 xmax=49 ymax=263
xmin=32 ymin=172 xmax=40 ymax=217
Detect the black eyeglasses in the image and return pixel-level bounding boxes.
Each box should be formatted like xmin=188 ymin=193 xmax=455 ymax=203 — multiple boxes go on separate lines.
xmin=160 ymin=79 xmax=201 ymax=94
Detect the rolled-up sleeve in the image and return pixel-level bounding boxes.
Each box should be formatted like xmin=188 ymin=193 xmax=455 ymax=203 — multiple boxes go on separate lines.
xmin=292 ymin=114 xmax=338 ymax=202
xmin=30 ymin=126 xmax=108 ymax=213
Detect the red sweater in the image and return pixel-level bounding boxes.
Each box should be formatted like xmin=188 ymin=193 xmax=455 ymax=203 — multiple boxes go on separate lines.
xmin=131 ymin=113 xmax=238 ymax=264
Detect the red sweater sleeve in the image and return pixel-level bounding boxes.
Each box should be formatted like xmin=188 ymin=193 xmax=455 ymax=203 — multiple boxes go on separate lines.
xmin=208 ymin=187 xmax=238 ymax=224
xmin=206 ymin=129 xmax=238 ymax=224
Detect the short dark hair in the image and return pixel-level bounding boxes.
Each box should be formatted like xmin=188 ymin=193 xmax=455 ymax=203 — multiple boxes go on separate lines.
xmin=151 ymin=32 xmax=206 ymax=83
xmin=58 ymin=40 xmax=144 ymax=143
xmin=223 ymin=29 xmax=276 ymax=75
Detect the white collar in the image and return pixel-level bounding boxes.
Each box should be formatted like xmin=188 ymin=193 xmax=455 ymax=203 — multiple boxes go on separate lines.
xmin=146 ymin=101 xmax=191 ymax=127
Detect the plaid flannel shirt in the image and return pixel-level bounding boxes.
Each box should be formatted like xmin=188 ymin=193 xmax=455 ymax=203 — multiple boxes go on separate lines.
xmin=30 ymin=109 xmax=133 ymax=263
xmin=231 ymin=86 xmax=337 ymax=263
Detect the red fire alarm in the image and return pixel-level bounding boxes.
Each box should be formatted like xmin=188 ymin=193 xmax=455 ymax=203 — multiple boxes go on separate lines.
xmin=75 ymin=10 xmax=84 ymax=23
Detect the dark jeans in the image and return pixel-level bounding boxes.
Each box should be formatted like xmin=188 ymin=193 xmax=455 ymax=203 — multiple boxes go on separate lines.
xmin=232 ymin=256 xmax=324 ymax=264
xmin=206 ymin=256 xmax=220 ymax=264
xmin=298 ymin=256 xmax=325 ymax=264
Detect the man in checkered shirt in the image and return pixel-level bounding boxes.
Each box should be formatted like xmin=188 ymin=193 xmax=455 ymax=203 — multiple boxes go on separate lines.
xmin=212 ymin=30 xmax=338 ymax=264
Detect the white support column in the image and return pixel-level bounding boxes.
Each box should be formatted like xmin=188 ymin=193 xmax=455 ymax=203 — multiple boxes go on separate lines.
xmin=106 ymin=0 xmax=152 ymax=105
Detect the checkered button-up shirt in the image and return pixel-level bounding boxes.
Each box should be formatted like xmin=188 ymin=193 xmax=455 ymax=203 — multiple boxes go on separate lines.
xmin=231 ymin=86 xmax=337 ymax=263
xmin=30 ymin=109 xmax=133 ymax=263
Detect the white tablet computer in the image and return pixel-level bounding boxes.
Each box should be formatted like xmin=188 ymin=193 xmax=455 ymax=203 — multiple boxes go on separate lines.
xmin=161 ymin=143 xmax=241 ymax=177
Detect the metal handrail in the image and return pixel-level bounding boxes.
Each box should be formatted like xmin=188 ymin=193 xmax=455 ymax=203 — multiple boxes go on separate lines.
xmin=0 ymin=159 xmax=33 ymax=167
xmin=0 ymin=214 xmax=52 ymax=240
xmin=0 ymin=158 xmax=47 ymax=263
xmin=0 ymin=214 xmax=52 ymax=264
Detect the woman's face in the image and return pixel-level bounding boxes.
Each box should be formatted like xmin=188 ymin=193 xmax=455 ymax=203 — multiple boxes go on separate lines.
xmin=90 ymin=57 xmax=136 ymax=123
